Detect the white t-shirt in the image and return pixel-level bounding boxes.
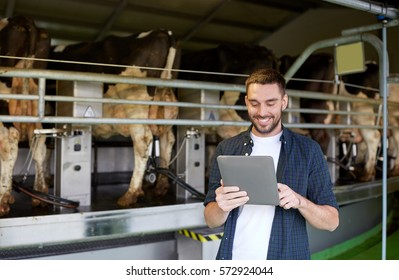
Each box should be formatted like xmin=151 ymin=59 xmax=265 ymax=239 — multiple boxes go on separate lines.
xmin=232 ymin=131 xmax=282 ymax=260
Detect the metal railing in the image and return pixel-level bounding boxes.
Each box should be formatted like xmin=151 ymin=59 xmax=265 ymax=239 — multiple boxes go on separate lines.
xmin=1 ymin=67 xmax=398 ymax=131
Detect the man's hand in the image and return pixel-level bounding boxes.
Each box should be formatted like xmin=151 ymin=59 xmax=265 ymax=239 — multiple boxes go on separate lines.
xmin=278 ymin=183 xmax=304 ymax=209
xmin=215 ymin=180 xmax=249 ymax=212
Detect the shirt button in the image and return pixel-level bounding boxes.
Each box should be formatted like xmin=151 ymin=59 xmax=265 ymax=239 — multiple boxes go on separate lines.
xmin=244 ymin=143 xmax=247 ymax=146
xmin=245 ymin=153 xmax=249 ymax=156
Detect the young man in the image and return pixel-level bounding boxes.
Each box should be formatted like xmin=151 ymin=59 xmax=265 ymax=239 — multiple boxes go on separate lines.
xmin=204 ymin=68 xmax=339 ymax=260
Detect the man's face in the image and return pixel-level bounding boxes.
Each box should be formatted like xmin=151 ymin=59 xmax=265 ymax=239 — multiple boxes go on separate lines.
xmin=245 ymin=83 xmax=288 ymax=137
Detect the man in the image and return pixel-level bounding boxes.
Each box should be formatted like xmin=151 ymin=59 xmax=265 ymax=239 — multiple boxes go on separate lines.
xmin=204 ymin=68 xmax=339 ymax=260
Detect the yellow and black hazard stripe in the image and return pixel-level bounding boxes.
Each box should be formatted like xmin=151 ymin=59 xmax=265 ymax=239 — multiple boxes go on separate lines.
xmin=179 ymin=229 xmax=223 ymax=242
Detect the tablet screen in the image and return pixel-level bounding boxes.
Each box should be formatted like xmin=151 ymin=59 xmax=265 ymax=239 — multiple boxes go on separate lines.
xmin=217 ymin=155 xmax=280 ymax=205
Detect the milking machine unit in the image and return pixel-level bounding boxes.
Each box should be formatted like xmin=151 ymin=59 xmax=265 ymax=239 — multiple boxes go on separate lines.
xmin=338 ymin=132 xmax=358 ymax=182
xmin=176 ymin=87 xmax=220 ymax=201
xmin=376 ymin=136 xmax=395 ymax=178
xmin=53 ymin=80 xmax=103 ymax=206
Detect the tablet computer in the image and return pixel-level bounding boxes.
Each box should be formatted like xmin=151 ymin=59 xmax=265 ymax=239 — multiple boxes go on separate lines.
xmin=217 ymin=155 xmax=280 ymax=205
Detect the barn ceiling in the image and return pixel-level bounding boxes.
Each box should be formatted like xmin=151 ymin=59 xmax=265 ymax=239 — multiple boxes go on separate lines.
xmin=0 ymin=0 xmax=398 ymax=52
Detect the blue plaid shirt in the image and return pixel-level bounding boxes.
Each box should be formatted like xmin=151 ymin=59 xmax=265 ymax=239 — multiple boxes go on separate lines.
xmin=204 ymin=125 xmax=339 ymax=260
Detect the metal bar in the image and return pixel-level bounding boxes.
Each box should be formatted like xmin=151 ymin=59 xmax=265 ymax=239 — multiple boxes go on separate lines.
xmin=342 ymin=19 xmax=399 ymax=36
xmin=0 ymin=202 xmax=207 ymax=248
xmin=0 ymin=67 xmax=245 ymax=92
xmin=0 ymin=94 xmax=37 ymax=100
xmin=381 ymin=21 xmax=389 ymax=261
xmin=38 ymin=78 xmax=46 ymax=118
xmin=182 ymin=0 xmax=232 ymax=41
xmin=322 ymin=0 xmax=398 ymax=19
xmin=0 ymin=114 xmax=389 ymax=130
xmin=284 ymin=33 xmax=384 ymax=81
xmin=0 ymin=87 xmax=384 ymax=106
xmin=287 ymin=108 xmax=378 ymax=117
xmin=0 ymin=109 xmax=383 ymax=122
xmin=95 ymin=0 xmax=128 ymax=41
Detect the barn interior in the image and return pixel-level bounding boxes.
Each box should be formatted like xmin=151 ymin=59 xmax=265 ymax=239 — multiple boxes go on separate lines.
xmin=0 ymin=0 xmax=399 ymax=260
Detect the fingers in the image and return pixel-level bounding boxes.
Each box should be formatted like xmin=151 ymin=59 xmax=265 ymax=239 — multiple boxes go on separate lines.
xmin=215 ymin=186 xmax=249 ymax=212
xmin=278 ymin=183 xmax=301 ymax=209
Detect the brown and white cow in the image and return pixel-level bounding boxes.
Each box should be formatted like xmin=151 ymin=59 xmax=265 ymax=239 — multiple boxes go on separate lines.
xmin=0 ymin=15 xmax=51 ymax=217
xmin=339 ymin=62 xmax=399 ymax=181
xmin=49 ymin=29 xmax=180 ymax=207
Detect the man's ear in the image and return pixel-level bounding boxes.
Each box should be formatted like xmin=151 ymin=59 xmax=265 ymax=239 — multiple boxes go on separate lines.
xmin=282 ymin=94 xmax=288 ymax=110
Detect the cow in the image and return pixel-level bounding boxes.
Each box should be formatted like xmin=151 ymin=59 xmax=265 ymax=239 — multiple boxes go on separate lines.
xmin=179 ymin=43 xmax=278 ymax=179
xmin=180 ymin=43 xmax=278 ymax=138
xmin=48 ymin=29 xmax=180 ymax=207
xmin=0 ymin=15 xmax=51 ymax=217
xmin=279 ymin=53 xmax=336 ymax=155
xmin=339 ymin=62 xmax=399 ymax=182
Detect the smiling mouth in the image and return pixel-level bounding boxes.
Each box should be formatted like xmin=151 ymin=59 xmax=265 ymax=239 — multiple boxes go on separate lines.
xmin=257 ymin=116 xmax=272 ymax=125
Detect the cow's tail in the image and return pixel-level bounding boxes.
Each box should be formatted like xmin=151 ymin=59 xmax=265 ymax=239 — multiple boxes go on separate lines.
xmin=165 ymin=30 xmax=181 ymax=79
xmin=161 ymin=46 xmax=176 ymax=80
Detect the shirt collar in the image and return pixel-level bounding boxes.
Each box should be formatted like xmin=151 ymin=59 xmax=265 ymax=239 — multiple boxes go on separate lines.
xmin=244 ymin=124 xmax=287 ymax=145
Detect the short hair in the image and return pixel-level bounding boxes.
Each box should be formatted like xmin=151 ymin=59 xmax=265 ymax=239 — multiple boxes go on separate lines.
xmin=245 ymin=68 xmax=286 ymax=95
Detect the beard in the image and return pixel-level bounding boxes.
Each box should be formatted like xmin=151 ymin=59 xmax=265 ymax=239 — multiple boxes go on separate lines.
xmin=249 ymin=114 xmax=281 ymax=135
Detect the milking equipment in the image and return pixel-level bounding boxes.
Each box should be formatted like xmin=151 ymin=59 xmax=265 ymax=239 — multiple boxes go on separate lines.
xmin=337 ymin=131 xmax=358 ymax=183
xmin=176 ymin=87 xmax=220 ymax=200
xmin=54 ymin=80 xmax=103 ymax=206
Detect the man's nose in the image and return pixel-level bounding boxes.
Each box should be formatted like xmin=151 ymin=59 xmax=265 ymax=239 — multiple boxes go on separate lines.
xmin=257 ymin=104 xmax=269 ymax=115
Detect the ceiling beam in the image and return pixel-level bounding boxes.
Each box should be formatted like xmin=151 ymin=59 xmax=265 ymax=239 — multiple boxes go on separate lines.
xmin=182 ymin=0 xmax=232 ymax=41
xmin=322 ymin=0 xmax=398 ymax=19
xmin=95 ymin=0 xmax=128 ymax=41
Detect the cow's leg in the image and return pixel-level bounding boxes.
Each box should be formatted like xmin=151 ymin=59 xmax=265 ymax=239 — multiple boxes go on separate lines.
xmin=43 ymin=146 xmax=53 ymax=186
xmin=357 ymin=128 xmax=380 ymax=181
xmin=350 ymin=93 xmax=379 ymax=181
xmin=148 ymin=86 xmax=178 ymax=198
xmin=0 ymin=125 xmax=19 ymax=217
xmin=30 ymin=134 xmax=49 ymax=207
xmin=353 ymin=106 xmax=379 ymax=182
xmin=388 ymin=115 xmax=399 ymax=177
xmin=388 ymin=84 xmax=399 ymax=176
xmin=117 ymin=124 xmax=153 ymax=208
xmin=154 ymin=128 xmax=175 ymax=196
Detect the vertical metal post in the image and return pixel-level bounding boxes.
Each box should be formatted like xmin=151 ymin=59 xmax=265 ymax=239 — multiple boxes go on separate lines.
xmin=38 ymin=77 xmax=46 ymax=118
xmin=381 ymin=21 xmax=389 ymax=260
